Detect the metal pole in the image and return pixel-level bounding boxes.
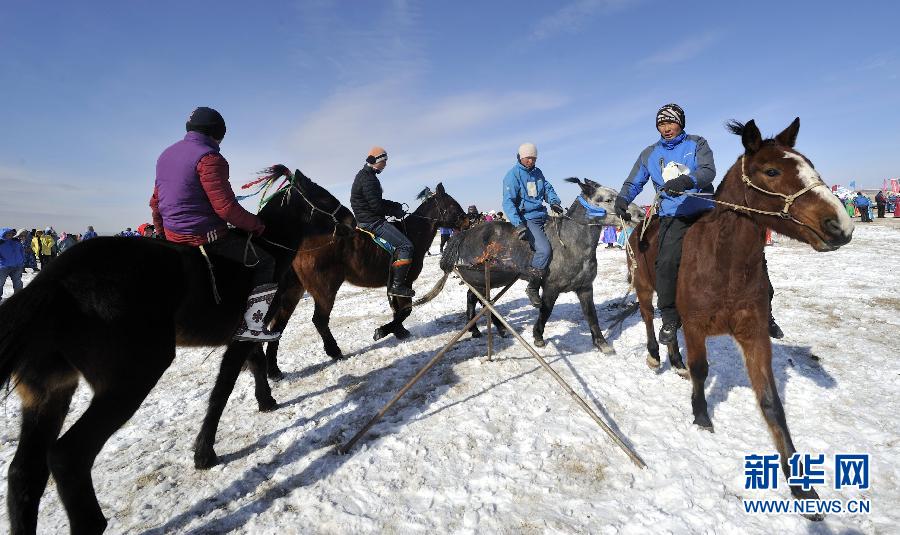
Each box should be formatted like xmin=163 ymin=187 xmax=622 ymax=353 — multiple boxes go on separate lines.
xmin=485 ymin=262 xmax=493 ymax=361
xmin=338 ymin=280 xmax=516 ymax=454
xmin=461 ymin=269 xmax=646 ymax=468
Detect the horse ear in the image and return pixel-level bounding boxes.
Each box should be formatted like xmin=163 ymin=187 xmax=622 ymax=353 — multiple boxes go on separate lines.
xmin=294 ymin=170 xmax=311 ymax=187
xmin=435 ymin=182 xmax=445 ymax=195
xmin=584 ymin=178 xmax=601 ymax=189
xmin=775 ymin=117 xmax=800 ymax=148
xmin=564 ymin=177 xmax=592 ymax=196
xmin=742 ymin=120 xmax=763 ymax=153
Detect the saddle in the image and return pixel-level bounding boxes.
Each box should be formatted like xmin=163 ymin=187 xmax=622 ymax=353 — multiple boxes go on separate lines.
xmin=356 ymin=227 xmax=395 ymax=254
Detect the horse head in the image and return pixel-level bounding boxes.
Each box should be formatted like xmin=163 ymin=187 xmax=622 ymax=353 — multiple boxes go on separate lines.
xmin=564 ymin=177 xmax=645 ymax=225
xmin=723 ymin=118 xmax=853 ymax=251
xmin=257 ymin=165 xmax=357 ymax=244
xmin=415 ymin=182 xmax=469 ymax=230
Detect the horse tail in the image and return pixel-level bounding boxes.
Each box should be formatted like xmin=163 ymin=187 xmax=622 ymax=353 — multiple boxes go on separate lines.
xmin=413 ymin=233 xmax=462 ymax=306
xmin=412 ymin=271 xmax=450 ymax=307
xmin=0 ymin=278 xmax=57 ymax=389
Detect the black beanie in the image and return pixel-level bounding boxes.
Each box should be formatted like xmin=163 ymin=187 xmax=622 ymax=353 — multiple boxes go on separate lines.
xmin=186 ymin=107 xmax=226 ymax=140
xmin=656 ymin=103 xmax=685 ymax=128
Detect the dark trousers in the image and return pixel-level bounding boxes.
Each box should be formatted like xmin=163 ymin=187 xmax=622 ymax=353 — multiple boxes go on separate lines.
xmin=40 ymin=254 xmax=53 ymax=269
xmin=655 ymin=216 xmax=697 ymax=324
xmin=439 ymin=233 xmax=450 ymax=253
xmin=877 ymin=204 xmax=885 ymax=218
xmin=362 ymin=219 xmax=413 ymax=260
xmin=859 ymin=208 xmax=872 ymax=222
xmin=203 ymin=231 xmax=275 ymax=287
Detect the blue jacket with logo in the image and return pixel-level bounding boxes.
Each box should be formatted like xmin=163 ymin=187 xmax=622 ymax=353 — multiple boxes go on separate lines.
xmin=502 ymin=163 xmax=561 ymax=227
xmin=618 ymin=132 xmax=716 ymax=217
xmin=854 ymin=194 xmax=870 ymax=207
xmin=0 ymin=227 xmax=25 ymax=268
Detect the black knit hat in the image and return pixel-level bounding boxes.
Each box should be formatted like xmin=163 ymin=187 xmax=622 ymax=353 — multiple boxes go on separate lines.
xmin=656 ymin=103 xmax=685 ymax=128
xmin=186 ymin=107 xmax=226 ymax=140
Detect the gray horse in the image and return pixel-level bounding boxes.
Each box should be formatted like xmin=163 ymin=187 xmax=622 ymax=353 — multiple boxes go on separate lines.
xmin=415 ymin=178 xmax=645 ymax=354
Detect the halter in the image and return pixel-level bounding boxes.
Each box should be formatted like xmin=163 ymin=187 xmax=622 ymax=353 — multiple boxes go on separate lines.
xmin=676 ymin=155 xmax=831 ymax=236
xmin=259 ymin=174 xmax=350 ymax=254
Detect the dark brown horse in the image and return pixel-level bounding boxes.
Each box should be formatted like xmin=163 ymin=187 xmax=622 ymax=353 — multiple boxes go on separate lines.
xmin=0 ymin=168 xmax=355 ymax=535
xmin=264 ymin=182 xmax=468 ymax=369
xmin=629 ymin=118 xmax=853 ymax=511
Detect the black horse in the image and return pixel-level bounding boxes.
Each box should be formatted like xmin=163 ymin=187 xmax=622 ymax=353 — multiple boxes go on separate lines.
xmin=0 ymin=167 xmax=355 ymax=535
xmin=416 ymin=178 xmax=645 ymax=353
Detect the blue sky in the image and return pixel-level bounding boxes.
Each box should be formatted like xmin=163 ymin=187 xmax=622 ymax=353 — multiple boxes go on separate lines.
xmin=2 ymin=0 xmax=898 ymax=234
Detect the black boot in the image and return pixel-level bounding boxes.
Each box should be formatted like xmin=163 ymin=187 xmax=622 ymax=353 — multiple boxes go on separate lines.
xmin=658 ymin=319 xmax=681 ymax=345
xmin=388 ymin=260 xmax=415 ymax=298
xmin=524 ymin=266 xmax=544 ymax=308
xmin=768 ymin=315 xmax=784 ymax=339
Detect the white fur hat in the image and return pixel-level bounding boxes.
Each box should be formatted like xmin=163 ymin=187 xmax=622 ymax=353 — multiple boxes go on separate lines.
xmin=517 ymin=142 xmax=537 ymax=158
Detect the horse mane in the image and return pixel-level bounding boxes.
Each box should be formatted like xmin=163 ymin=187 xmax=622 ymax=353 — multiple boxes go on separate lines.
xmin=416 ymin=187 xmax=433 ymax=201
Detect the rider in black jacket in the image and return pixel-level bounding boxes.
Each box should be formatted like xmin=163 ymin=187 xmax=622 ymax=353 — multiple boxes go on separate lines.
xmin=350 ymin=146 xmax=415 ymax=297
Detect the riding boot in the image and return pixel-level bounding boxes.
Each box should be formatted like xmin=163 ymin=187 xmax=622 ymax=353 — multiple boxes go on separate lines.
xmin=525 ymin=266 xmax=545 ymax=308
xmin=234 ymin=283 xmax=282 ymax=342
xmin=388 ymin=259 xmax=415 ymax=298
xmin=768 ymin=315 xmax=785 ymax=339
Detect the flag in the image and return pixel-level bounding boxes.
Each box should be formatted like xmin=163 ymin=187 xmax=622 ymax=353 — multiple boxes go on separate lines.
xmin=848 ymin=180 xmax=857 ymax=190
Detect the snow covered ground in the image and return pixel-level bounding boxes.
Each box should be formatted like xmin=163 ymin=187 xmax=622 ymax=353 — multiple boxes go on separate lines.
xmin=2 ymin=222 xmax=898 ymax=534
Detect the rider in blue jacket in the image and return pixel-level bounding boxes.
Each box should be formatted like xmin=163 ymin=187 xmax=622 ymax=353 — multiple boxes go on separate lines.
xmin=614 ymin=104 xmax=716 ymax=344
xmin=502 ymin=142 xmax=563 ymax=307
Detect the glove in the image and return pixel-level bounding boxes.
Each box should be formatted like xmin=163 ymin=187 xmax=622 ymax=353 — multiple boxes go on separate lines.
xmin=550 ymin=204 xmax=564 ymax=215
xmin=515 ymin=225 xmax=529 ymax=241
xmin=662 ymin=174 xmax=695 ymax=195
xmin=614 ymin=197 xmax=631 ymax=222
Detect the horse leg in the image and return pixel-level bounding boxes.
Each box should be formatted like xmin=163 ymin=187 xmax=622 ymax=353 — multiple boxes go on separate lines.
xmin=491 ymin=313 xmax=507 ymax=338
xmin=264 ymin=276 xmax=305 ymax=379
xmin=264 ymin=341 xmax=283 ymax=380
xmin=637 ymin=287 xmax=662 ymax=369
xmin=576 ymin=287 xmax=614 ymax=355
xmin=247 ymin=344 xmax=277 ymax=412
xmin=532 ymin=290 xmax=559 ymax=348
xmin=48 ymin=348 xmax=174 ymax=535
xmin=308 ymin=282 xmax=343 ymax=359
xmin=194 ymin=341 xmax=257 ymax=469
xmin=7 ymin=371 xmax=77 ymax=535
xmin=683 ymin=327 xmax=712 ymax=430
xmin=735 ymin=328 xmax=821 ymax=506
xmin=467 ymin=289 xmax=482 ymax=338
xmin=374 ymin=297 xmax=413 ymax=340
xmin=392 ymin=302 xmax=413 ymax=339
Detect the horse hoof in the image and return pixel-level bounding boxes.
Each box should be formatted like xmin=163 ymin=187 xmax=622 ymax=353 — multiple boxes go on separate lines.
xmin=267 ymin=367 xmax=284 ymax=381
xmin=258 ymin=397 xmax=278 ymax=412
xmin=496 ymin=329 xmax=508 ymax=338
xmin=194 ymin=450 xmax=219 ymax=470
xmin=394 ymin=327 xmax=411 ymax=340
xmin=674 ymin=365 xmax=690 ymax=379
xmin=470 ymin=329 xmax=482 ymax=338
xmin=595 ymin=341 xmax=615 ymax=355
xmin=326 ymin=347 xmax=344 ymax=360
xmin=646 ymin=354 xmax=661 ymax=369
xmin=693 ymin=416 xmax=714 ymax=432
xmin=373 ymin=328 xmax=388 ymax=341
xmin=533 ymin=338 xmax=545 ymax=348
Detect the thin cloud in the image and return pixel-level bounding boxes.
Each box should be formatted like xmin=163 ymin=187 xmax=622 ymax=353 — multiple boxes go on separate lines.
xmin=531 ymin=0 xmax=640 ymax=41
xmin=637 ymin=31 xmax=721 ymax=67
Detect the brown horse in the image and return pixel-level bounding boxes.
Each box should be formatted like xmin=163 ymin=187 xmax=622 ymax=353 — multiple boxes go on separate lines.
xmin=629 ymin=118 xmax=853 ymax=509
xmin=264 ymin=182 xmax=468 ymax=367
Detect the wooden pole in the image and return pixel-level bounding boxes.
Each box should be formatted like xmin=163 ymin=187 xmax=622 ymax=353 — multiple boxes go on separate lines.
xmin=485 ymin=262 xmax=493 ymax=361
xmin=338 ymin=280 xmax=516 ymax=454
xmin=461 ymin=269 xmax=646 ymax=468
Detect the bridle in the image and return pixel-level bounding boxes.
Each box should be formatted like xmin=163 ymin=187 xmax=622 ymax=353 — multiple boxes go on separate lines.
xmin=675 ymin=155 xmax=832 ymax=237
xmin=259 ymin=178 xmax=351 ymax=254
